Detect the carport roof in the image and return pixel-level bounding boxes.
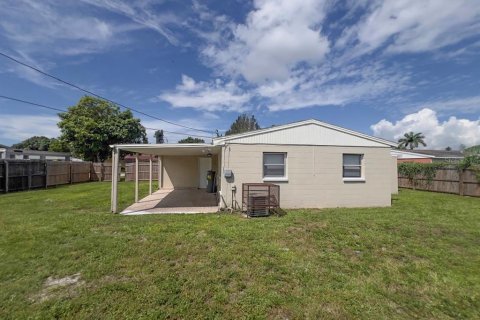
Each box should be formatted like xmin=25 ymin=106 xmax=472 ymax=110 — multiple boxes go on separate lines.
xmin=111 ymin=143 xmax=221 ymax=156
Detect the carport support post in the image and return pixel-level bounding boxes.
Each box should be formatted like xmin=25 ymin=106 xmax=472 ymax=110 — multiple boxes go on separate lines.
xmin=157 ymin=157 xmax=161 ymax=190
xmin=149 ymin=155 xmax=153 ymax=195
xmin=135 ymin=153 xmax=139 ymax=203
xmin=160 ymin=156 xmax=164 ymax=189
xmin=111 ymin=147 xmax=119 ymax=213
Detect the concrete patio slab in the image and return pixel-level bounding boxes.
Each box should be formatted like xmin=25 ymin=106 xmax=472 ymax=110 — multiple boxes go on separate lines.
xmin=121 ymin=188 xmax=218 ymax=215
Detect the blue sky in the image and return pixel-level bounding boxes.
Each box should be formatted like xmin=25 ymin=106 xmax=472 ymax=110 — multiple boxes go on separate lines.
xmin=0 ymin=0 xmax=479 ymax=148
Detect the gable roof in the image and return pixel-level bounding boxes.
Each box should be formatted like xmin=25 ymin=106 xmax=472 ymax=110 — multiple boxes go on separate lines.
xmin=213 ymin=119 xmax=397 ymax=147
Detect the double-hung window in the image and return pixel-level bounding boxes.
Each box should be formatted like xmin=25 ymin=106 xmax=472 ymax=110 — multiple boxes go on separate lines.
xmin=343 ymin=154 xmax=363 ymax=178
xmin=263 ymin=153 xmax=286 ymax=179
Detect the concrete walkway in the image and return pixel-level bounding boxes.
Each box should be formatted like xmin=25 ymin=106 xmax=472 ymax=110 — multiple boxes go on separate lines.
xmin=121 ymin=188 xmax=219 ymax=215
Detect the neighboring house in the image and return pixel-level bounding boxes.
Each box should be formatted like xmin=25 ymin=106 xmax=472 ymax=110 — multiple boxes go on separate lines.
xmin=110 ymin=119 xmax=398 ymax=213
xmin=409 ymin=149 xmax=465 ymax=163
xmin=391 ymin=150 xmax=435 ymax=163
xmin=0 ymin=147 xmax=5 ymax=159
xmin=0 ymin=147 xmax=71 ymax=161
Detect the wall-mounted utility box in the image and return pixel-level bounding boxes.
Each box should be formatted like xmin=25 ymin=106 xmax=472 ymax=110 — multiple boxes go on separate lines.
xmin=224 ymin=169 xmax=233 ymax=178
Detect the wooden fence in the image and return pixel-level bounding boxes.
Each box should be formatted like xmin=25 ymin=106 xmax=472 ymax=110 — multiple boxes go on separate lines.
xmin=0 ymin=160 xmax=47 ymax=192
xmin=44 ymin=161 xmax=93 ymax=186
xmin=125 ymin=162 xmax=159 ymax=181
xmin=398 ymin=168 xmax=480 ymax=197
xmin=91 ymin=163 xmax=116 ymax=182
xmin=0 ymin=160 xmax=119 ymax=193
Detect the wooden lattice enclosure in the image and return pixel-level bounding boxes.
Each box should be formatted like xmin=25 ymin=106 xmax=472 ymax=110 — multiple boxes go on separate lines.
xmin=242 ymin=183 xmax=280 ymax=217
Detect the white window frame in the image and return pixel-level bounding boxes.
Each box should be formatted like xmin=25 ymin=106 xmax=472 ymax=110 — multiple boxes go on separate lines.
xmin=342 ymin=154 xmax=365 ymax=182
xmin=263 ymin=152 xmax=288 ymax=182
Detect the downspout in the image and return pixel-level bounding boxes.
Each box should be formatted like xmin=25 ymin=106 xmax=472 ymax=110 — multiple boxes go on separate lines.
xmin=219 ymin=141 xmax=231 ymax=212
xmin=225 ymin=142 xmax=235 ymax=212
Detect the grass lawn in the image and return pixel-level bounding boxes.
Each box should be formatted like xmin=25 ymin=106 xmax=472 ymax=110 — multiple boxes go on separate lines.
xmin=0 ymin=182 xmax=479 ymax=319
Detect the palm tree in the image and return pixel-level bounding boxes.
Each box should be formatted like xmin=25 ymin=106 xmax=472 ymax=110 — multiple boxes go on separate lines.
xmin=398 ymin=132 xmax=427 ymax=150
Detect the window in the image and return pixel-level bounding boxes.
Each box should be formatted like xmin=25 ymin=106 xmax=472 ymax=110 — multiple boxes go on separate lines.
xmin=343 ymin=154 xmax=362 ymax=178
xmin=263 ymin=153 xmax=286 ymax=178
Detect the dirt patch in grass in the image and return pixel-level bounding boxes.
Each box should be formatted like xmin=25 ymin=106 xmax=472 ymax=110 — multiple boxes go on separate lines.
xmin=267 ymin=306 xmax=294 ymax=320
xmin=31 ymin=273 xmax=85 ymax=303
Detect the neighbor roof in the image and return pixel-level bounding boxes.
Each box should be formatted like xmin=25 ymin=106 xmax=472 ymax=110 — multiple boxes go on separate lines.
xmin=411 ymin=150 xmax=464 ymax=158
xmin=391 ymin=150 xmax=435 ymax=159
xmin=213 ymin=119 xmax=397 ymax=147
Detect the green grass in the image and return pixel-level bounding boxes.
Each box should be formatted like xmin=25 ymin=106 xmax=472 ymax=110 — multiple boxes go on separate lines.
xmin=1 ymin=183 xmax=479 ymax=319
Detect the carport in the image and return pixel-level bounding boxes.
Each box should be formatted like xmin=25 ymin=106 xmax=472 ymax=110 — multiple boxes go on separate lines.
xmin=110 ymin=144 xmax=222 ymax=214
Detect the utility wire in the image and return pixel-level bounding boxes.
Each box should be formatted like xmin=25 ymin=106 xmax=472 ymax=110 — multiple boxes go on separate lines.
xmin=0 ymin=94 xmax=212 ymax=139
xmin=144 ymin=127 xmax=211 ymax=138
xmin=0 ymin=51 xmax=216 ymax=134
xmin=0 ymin=95 xmax=65 ymax=113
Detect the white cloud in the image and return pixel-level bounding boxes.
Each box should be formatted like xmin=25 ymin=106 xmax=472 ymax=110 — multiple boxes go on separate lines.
xmin=157 ymin=75 xmax=251 ymax=112
xmin=0 ymin=114 xmax=60 ymax=145
xmin=261 ymin=62 xmax=408 ymax=111
xmin=0 ymin=0 xmax=135 ymax=56
xmin=187 ymin=0 xmax=235 ymax=45
xmin=371 ymin=108 xmax=480 ymax=149
xmin=0 ymin=51 xmax=60 ymax=88
xmin=341 ymin=0 xmax=480 ymax=54
xmin=79 ymin=0 xmax=180 ymax=45
xmin=158 ymin=0 xmax=480 ymax=115
xmin=201 ymin=0 xmax=330 ymax=83
xmin=174 ymin=0 xmax=412 ymax=112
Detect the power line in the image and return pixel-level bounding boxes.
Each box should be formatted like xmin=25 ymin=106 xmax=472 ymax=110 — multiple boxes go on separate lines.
xmin=144 ymin=127 xmax=210 ymax=138
xmin=0 ymin=94 xmax=212 ymax=139
xmin=0 ymin=51 xmax=216 ymax=134
xmin=0 ymin=95 xmax=65 ymax=113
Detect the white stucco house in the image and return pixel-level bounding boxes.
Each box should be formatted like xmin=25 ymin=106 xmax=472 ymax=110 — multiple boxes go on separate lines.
xmin=110 ymin=119 xmax=398 ymax=214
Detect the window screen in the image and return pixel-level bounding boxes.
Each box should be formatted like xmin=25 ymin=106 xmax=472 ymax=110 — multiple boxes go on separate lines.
xmin=343 ymin=154 xmax=362 ymax=178
xmin=263 ymin=153 xmax=286 ymax=177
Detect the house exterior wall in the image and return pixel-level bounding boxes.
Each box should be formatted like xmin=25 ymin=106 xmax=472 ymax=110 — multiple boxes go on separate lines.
xmin=162 ymin=154 xmax=219 ymax=189
xmin=211 ymin=154 xmax=218 ymax=177
xmin=219 ymin=144 xmax=394 ymax=209
xmin=391 ymin=156 xmax=398 ymax=194
xmin=162 ymin=156 xmax=199 ymax=189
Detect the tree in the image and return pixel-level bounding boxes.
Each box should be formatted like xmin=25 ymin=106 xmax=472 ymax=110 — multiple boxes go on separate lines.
xmin=11 ymin=136 xmax=71 ymax=153
xmin=225 ymin=114 xmax=260 ymax=136
xmin=397 ymin=132 xmax=427 ymax=150
xmin=445 ymin=146 xmax=452 ymax=151
xmin=12 ymin=136 xmax=53 ymax=151
xmin=49 ymin=138 xmax=71 ymax=153
xmin=464 ymin=145 xmax=480 ymax=155
xmin=178 ymin=137 xmax=205 ymax=144
xmin=57 ymin=96 xmax=147 ymax=162
xmin=154 ymin=130 xmax=165 ymax=144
